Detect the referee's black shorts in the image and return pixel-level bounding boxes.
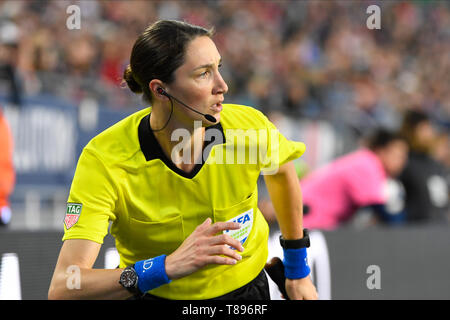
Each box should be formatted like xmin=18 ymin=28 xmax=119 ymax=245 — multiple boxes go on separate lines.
xmin=131 ymin=269 xmax=270 ymax=300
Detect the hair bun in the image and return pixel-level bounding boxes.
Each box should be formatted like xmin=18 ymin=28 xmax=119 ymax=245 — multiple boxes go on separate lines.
xmin=122 ymin=64 xmax=142 ymax=94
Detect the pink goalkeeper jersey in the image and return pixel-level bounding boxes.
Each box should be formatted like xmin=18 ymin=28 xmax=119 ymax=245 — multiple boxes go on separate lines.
xmin=301 ymin=149 xmax=387 ymax=230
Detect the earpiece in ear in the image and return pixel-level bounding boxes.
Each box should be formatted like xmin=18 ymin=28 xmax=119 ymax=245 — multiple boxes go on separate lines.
xmin=157 ymin=87 xmax=166 ymax=96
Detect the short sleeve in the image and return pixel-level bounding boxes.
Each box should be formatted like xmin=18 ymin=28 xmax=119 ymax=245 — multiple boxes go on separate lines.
xmin=258 ymin=113 xmax=306 ymax=175
xmin=62 ymin=148 xmax=117 ymax=244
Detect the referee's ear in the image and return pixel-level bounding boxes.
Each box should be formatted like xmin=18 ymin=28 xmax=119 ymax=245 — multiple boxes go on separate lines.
xmin=149 ymin=80 xmax=168 ymax=101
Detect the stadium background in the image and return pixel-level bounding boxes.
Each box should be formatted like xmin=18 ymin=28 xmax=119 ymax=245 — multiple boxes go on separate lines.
xmin=0 ymin=0 xmax=449 ymax=299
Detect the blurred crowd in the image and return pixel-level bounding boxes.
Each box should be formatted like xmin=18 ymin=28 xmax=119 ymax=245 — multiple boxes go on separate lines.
xmin=0 ymin=1 xmax=449 ymax=126
xmin=0 ymin=0 xmax=449 ymax=228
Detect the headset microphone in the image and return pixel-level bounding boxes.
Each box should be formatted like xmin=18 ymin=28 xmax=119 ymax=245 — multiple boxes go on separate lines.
xmin=157 ymin=87 xmax=217 ymax=123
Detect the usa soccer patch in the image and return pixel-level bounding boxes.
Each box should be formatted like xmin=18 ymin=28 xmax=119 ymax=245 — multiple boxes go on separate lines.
xmin=223 ymin=208 xmax=253 ymax=247
xmin=64 ymin=203 xmax=82 ymax=229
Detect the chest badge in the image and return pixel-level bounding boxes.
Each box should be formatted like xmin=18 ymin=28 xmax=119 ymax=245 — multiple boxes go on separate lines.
xmin=223 ymin=208 xmax=253 ymax=247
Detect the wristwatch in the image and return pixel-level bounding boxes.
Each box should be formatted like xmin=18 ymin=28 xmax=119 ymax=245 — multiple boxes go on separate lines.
xmin=119 ymin=265 xmax=141 ymax=295
xmin=279 ymin=228 xmax=310 ymax=249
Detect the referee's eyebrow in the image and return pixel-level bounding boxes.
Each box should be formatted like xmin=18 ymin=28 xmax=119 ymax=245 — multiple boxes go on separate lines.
xmin=193 ymin=58 xmax=222 ymax=71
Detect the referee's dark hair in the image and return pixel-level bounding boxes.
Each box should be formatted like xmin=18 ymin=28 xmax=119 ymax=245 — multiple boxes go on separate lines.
xmin=122 ymin=20 xmax=215 ymax=104
xmin=364 ymin=128 xmax=407 ymax=151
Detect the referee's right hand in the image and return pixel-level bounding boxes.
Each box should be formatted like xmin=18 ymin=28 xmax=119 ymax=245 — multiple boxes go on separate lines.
xmin=165 ymin=218 xmax=244 ymax=280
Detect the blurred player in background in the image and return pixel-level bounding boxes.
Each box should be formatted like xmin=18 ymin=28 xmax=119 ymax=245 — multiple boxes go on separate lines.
xmin=260 ymin=129 xmax=409 ymax=230
xmin=49 ymin=20 xmax=317 ymax=300
xmin=399 ymin=110 xmax=449 ymax=224
xmin=0 ymin=105 xmax=15 ymax=227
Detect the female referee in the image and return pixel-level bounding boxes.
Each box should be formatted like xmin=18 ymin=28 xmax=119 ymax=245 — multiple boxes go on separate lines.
xmin=48 ymin=20 xmax=317 ymax=300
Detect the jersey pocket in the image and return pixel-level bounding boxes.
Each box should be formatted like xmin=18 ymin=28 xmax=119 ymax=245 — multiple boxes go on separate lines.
xmin=213 ymin=191 xmax=257 ymax=248
xmin=128 ymin=214 xmax=184 ymax=260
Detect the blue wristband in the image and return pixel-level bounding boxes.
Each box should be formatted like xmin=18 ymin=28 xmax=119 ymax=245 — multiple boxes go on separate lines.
xmin=283 ymin=247 xmax=311 ymax=279
xmin=134 ymin=255 xmax=172 ymax=293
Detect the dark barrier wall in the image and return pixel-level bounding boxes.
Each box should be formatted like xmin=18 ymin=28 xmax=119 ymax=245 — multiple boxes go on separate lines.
xmin=324 ymin=225 xmax=450 ymax=299
xmin=0 ymin=225 xmax=449 ymax=300
xmin=0 ymin=230 xmax=115 ymax=299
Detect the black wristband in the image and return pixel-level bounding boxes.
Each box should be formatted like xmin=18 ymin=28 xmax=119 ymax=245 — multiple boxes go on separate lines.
xmin=279 ymin=228 xmax=310 ymax=249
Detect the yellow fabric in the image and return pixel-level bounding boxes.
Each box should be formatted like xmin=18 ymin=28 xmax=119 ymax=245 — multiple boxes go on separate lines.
xmin=63 ymin=104 xmax=306 ymax=299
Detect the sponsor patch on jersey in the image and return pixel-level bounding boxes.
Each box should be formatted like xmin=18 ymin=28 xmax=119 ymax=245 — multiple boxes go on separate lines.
xmin=223 ymin=208 xmax=253 ymax=248
xmin=64 ymin=203 xmax=82 ymax=229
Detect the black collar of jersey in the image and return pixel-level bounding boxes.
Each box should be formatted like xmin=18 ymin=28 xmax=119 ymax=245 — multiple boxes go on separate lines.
xmin=138 ymin=113 xmax=225 ymax=179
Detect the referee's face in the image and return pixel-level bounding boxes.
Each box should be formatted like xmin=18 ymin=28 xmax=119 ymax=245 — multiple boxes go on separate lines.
xmin=169 ymin=36 xmax=228 ymax=125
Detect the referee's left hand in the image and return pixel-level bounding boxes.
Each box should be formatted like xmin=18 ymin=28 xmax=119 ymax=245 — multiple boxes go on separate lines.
xmin=285 ymin=276 xmax=318 ymax=300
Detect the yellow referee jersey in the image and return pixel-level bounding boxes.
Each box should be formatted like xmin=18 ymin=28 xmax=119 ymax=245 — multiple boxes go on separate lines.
xmin=63 ymin=104 xmax=306 ymax=299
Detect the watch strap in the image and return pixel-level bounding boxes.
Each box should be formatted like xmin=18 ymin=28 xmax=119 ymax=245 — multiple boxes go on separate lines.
xmin=279 ymin=228 xmax=310 ymax=249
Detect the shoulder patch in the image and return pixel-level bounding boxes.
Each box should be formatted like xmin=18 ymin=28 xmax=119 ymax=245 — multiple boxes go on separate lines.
xmin=64 ymin=203 xmax=82 ymax=229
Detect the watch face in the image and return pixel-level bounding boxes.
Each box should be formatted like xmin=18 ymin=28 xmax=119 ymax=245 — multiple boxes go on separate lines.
xmin=120 ymin=268 xmax=137 ymax=288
